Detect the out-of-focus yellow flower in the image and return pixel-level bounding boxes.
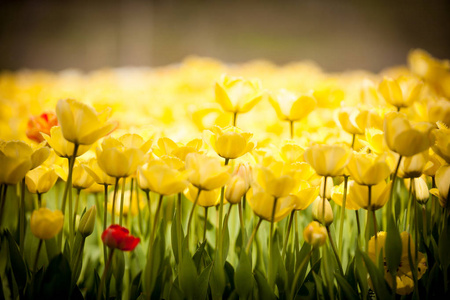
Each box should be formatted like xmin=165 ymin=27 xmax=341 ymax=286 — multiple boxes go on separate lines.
xmin=304 ymin=144 xmax=352 ymax=177
xmin=247 ymin=188 xmax=293 ymax=222
xmin=108 ymin=190 xmax=145 ymax=217
xmin=311 ymin=197 xmax=334 ymax=226
xmin=347 ymin=152 xmax=391 ymax=185
xmin=350 ymin=180 xmax=391 ymax=211
xmin=431 ymin=122 xmax=450 ymax=163
xmin=399 ymin=150 xmax=429 ymax=178
xmin=303 ymin=221 xmax=327 ymax=248
xmin=268 ymin=89 xmax=316 ymax=122
xmin=25 ymin=165 xmax=58 ymax=194
xmin=427 ymin=98 xmax=450 ymax=126
xmin=338 ymin=107 xmax=370 ymax=135
xmin=363 ymin=128 xmax=388 ymax=154
xmin=30 ymin=208 xmax=64 ymax=240
xmin=56 ymin=160 xmax=95 ymax=190
xmin=56 ymin=98 xmax=117 ymax=145
xmin=42 ymin=126 xmax=91 ymax=158
xmin=137 ymin=160 xmax=189 ymax=195
xmin=83 ymin=157 xmax=116 ymax=186
xmin=185 ymin=184 xmax=221 ymax=207
xmin=280 ymin=142 xmax=304 ymax=163
xmin=0 ymin=140 xmax=32 ymax=185
xmin=384 ymin=112 xmax=433 ymax=157
xmin=96 ymin=136 xmax=145 ymax=178
xmin=423 ymin=151 xmax=445 ymax=177
xmin=205 ymin=126 xmax=254 ymax=160
xmin=430 ymin=165 xmax=450 ymax=208
xmin=153 ymin=137 xmax=203 ymax=161
xmin=185 ymin=152 xmax=230 ymax=191
xmin=379 ymin=76 xmax=423 ymax=109
xmin=116 ymin=133 xmax=153 ymax=154
xmin=225 ymin=163 xmax=252 ymax=204
xmin=331 ymin=180 xmax=362 ymax=210
xmin=287 ymin=180 xmax=319 ymax=211
xmin=254 ymin=161 xmax=298 ymax=199
xmin=215 ymin=74 xmax=263 ymax=114
xmin=368 ymin=231 xmax=427 ymax=295
xmin=408 ymin=49 xmax=450 ymax=83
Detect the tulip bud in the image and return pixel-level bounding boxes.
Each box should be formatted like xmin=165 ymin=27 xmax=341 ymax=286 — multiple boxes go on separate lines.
xmin=312 ymin=197 xmax=334 ymax=226
xmin=78 ymin=205 xmax=97 ymax=237
xmin=412 ymin=178 xmax=430 ymax=205
xmin=303 ymin=221 xmax=327 ymax=248
xmin=225 ymin=163 xmax=252 ymax=204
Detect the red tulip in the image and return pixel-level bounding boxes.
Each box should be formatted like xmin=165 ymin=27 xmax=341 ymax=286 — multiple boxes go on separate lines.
xmin=101 ymin=224 xmax=140 ymax=251
xmin=26 ymin=112 xmax=58 ymax=143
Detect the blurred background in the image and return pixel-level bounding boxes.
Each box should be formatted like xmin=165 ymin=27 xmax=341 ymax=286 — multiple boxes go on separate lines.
xmin=1 ymin=0 xmax=449 ymax=72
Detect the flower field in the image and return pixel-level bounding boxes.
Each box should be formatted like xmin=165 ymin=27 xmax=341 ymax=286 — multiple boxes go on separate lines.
xmin=0 ymin=50 xmax=449 ymax=299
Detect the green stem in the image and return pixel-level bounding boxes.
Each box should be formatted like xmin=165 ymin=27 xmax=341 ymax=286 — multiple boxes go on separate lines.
xmin=103 ymin=184 xmax=108 ymax=265
xmin=37 ymin=193 xmax=42 ymax=208
xmin=71 ymin=237 xmax=86 ymax=289
xmin=33 ymin=239 xmax=43 ymax=272
xmin=119 ymin=177 xmax=127 ymax=226
xmin=20 ymin=178 xmax=26 ymax=256
xmin=111 ymin=177 xmax=120 ymax=224
xmin=0 ymin=184 xmax=6 ymax=228
xmin=246 ymin=218 xmax=263 ymax=253
xmin=186 ymin=189 xmax=201 ymax=239
xmin=238 ymin=200 xmax=247 ymax=246
xmin=289 ymin=120 xmax=294 ymax=139
xmin=422 ymin=205 xmax=427 ymax=240
xmin=145 ymin=191 xmax=152 ymax=237
xmin=97 ymin=249 xmax=114 ymax=300
xmin=372 ymin=210 xmax=378 ymax=258
xmin=290 ymin=250 xmax=313 ymax=299
xmin=413 ymin=180 xmax=419 ymax=270
xmin=269 ymin=196 xmax=279 ymax=288
xmin=351 ymin=134 xmax=356 ymax=149
xmin=322 ymin=176 xmax=328 ymax=225
xmin=73 ymin=189 xmax=81 ymax=233
xmin=388 ymin=156 xmax=403 ymax=221
xmin=339 ymin=176 xmax=349 ymax=258
xmin=355 ymin=210 xmax=361 ymax=245
xmin=282 ymin=210 xmax=295 ymax=258
xmin=203 ymin=207 xmax=209 ymax=242
xmin=68 ymin=144 xmax=79 ymax=250
xmin=326 ymin=226 xmax=344 ymax=275
xmin=151 ymin=194 xmax=164 ymax=244
xmin=233 ymin=112 xmax=237 ymax=127
xmin=177 ymin=193 xmax=183 ymax=262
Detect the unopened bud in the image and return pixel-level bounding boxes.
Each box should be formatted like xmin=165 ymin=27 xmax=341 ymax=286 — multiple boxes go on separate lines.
xmin=413 ymin=177 xmax=430 ymax=205
xmin=303 ymin=221 xmax=327 ymax=248
xmin=78 ymin=205 xmax=97 ymax=238
xmin=312 ymin=197 xmax=334 ymax=226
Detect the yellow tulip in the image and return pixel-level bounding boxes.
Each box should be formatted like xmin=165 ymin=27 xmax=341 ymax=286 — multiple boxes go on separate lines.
xmin=423 ymin=151 xmax=445 ymax=177
xmin=42 ymin=126 xmax=91 ymax=158
xmin=56 ymin=98 xmax=117 ymax=145
xmin=368 ymin=231 xmax=427 ymax=295
xmin=304 ymin=144 xmax=352 ymax=177
xmin=428 ymin=99 xmax=450 ymax=126
xmin=116 ymin=133 xmax=153 ymax=154
xmin=303 ymin=221 xmax=327 ymax=248
xmin=378 ymin=76 xmax=423 ymax=109
xmin=185 ymin=184 xmax=221 ymax=207
xmin=347 ymin=152 xmax=391 ymax=185
xmin=137 ymin=160 xmax=189 ymax=196
xmin=268 ymin=89 xmax=316 ymax=122
xmin=29 ymin=142 xmax=51 ymax=170
xmin=30 ymin=208 xmax=64 ymax=240
xmin=0 ymin=140 xmax=32 ymax=185
xmin=363 ymin=128 xmax=388 ymax=154
xmin=83 ymin=157 xmax=116 ymax=186
xmin=430 ymin=165 xmax=450 ymax=208
xmin=247 ymin=188 xmax=293 ymax=222
xmin=338 ymin=107 xmax=370 ymax=135
xmin=185 ymin=153 xmax=230 ymax=191
xmin=384 ymin=112 xmax=433 ymax=157
xmin=215 ymin=74 xmax=263 ymax=114
xmin=225 ymin=163 xmax=252 ymax=204
xmin=405 ymin=177 xmax=430 ymax=205
xmin=25 ymin=165 xmax=58 ymax=194
xmin=153 ymin=137 xmax=203 ymax=161
xmin=311 ymin=197 xmax=334 ymax=226
xmin=96 ymin=136 xmax=145 ymax=178
xmin=56 ymin=160 xmax=95 ymax=190
xmin=331 ymin=180 xmax=362 ymax=210
xmin=350 ymin=180 xmax=391 ymax=211
xmin=408 ymin=49 xmax=450 ymax=83
xmin=254 ymin=161 xmax=298 ymax=199
xmin=280 ymin=142 xmax=304 ymax=163
xmin=431 ymin=122 xmax=450 ymax=163
xmin=399 ymin=150 xmax=429 ymax=178
xmin=287 ymin=180 xmax=319 ymax=211
xmin=205 ymin=126 xmax=254 ymax=160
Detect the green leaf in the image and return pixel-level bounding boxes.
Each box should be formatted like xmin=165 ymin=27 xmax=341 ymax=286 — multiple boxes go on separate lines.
xmin=222 ymin=223 xmax=230 ymax=262
xmin=5 ymin=230 xmax=28 ymax=291
xmin=359 ymin=248 xmax=391 ymax=299
xmin=193 ymin=240 xmax=207 ymax=271
xmin=354 ymin=249 xmax=368 ymax=300
xmin=45 ymin=237 xmax=58 ymax=262
xmin=385 ymin=216 xmax=402 ymax=277
xmin=224 ymin=261 xmax=236 ymax=298
xmin=171 ymin=215 xmax=180 ymax=264
xmin=210 ymin=260 xmax=226 ymax=300
xmin=129 ymin=272 xmax=142 ymax=300
xmin=235 ymin=250 xmax=254 ymax=298
xmin=178 ymin=253 xmax=197 ymax=300
xmin=335 ymin=272 xmax=359 ymax=300
xmin=438 ymin=219 xmax=450 ymax=272
xmin=254 ymin=269 xmax=276 ymax=300
xmin=40 ymin=254 xmax=72 ymax=299
xmin=113 ymin=250 xmax=125 ymax=296
xmin=195 ymin=263 xmax=212 ymax=300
